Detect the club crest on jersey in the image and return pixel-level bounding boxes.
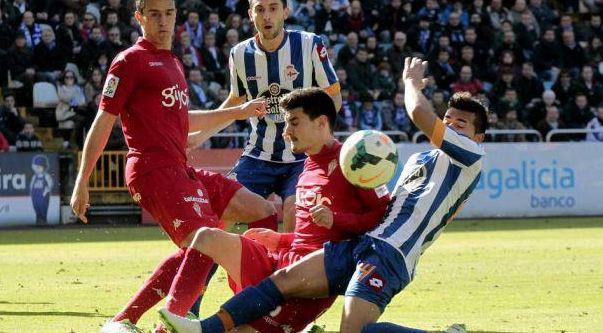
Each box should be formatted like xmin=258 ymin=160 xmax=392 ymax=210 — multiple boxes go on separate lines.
xmin=102 ymin=74 xmax=120 ymax=98
xmin=284 ymin=64 xmax=299 ymax=82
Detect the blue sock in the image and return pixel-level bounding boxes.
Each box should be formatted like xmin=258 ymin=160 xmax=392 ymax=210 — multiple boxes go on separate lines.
xmin=200 ymin=278 xmax=284 ymax=333
xmin=362 ymin=322 xmax=429 ymax=333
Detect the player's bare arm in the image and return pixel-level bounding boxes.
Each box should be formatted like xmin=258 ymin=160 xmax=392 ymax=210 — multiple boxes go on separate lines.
xmin=329 ymin=90 xmax=342 ymax=112
xmin=188 ymin=97 xmax=267 ymax=132
xmin=403 ymin=57 xmax=439 ymax=140
xmin=70 ymin=110 xmax=118 ymax=223
xmin=186 ymin=93 xmax=248 ymax=149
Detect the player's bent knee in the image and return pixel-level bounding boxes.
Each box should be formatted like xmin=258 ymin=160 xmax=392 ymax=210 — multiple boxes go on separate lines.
xmin=270 ymin=268 xmax=299 ymax=298
xmin=191 ymin=227 xmax=223 ymax=254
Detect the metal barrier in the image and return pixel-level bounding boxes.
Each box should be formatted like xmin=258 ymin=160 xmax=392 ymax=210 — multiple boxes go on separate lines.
xmin=546 ymin=128 xmax=603 ymax=142
xmin=412 ymin=129 xmax=543 ymax=143
xmin=78 ymin=151 xmax=128 ymax=191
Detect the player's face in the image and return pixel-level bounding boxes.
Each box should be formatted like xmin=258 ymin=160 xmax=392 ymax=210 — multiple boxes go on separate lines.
xmin=444 ymin=108 xmax=483 ymax=142
xmin=283 ymin=108 xmax=325 ymax=154
xmin=248 ymin=0 xmax=289 ymax=41
xmin=136 ymin=0 xmax=176 ymax=49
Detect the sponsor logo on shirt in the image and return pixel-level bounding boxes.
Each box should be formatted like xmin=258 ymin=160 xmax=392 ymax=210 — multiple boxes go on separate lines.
xmin=296 ymin=188 xmax=332 ymax=207
xmin=148 ymin=61 xmax=164 ymax=67
xmin=375 ymin=185 xmax=389 ymax=198
xmin=258 ymin=83 xmax=291 ymax=123
xmin=161 ymin=84 xmax=189 ymax=109
xmin=246 ymin=75 xmax=263 ymax=81
xmin=317 ymin=43 xmax=328 ymax=62
xmin=184 ymin=189 xmax=209 ymax=204
xmin=102 ymin=74 xmax=120 ymax=98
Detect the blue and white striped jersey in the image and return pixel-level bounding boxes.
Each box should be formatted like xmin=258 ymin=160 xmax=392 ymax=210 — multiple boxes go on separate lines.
xmin=229 ymin=30 xmax=340 ymax=162
xmin=368 ymin=121 xmax=485 ymax=277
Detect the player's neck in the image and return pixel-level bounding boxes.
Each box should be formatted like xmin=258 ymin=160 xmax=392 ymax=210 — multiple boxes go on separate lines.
xmin=142 ymin=35 xmax=172 ymax=50
xmin=256 ymin=30 xmax=285 ymax=52
xmin=308 ymin=137 xmax=336 ymax=156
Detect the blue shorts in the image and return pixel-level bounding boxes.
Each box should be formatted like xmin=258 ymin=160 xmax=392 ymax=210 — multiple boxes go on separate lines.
xmin=324 ymin=235 xmax=411 ymax=312
xmin=229 ymin=155 xmax=304 ymax=199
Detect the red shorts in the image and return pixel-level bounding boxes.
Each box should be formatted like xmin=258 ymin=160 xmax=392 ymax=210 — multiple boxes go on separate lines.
xmin=128 ymin=166 xmax=242 ymax=245
xmin=230 ymin=236 xmax=336 ymax=333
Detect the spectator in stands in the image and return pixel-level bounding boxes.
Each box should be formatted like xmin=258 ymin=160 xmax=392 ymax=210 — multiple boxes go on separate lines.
xmin=84 ymin=68 xmax=104 ymax=103
xmin=452 ymin=65 xmax=483 ymax=95
xmin=431 ymin=49 xmax=457 ymax=90
xmin=533 ymin=28 xmax=562 ymax=82
xmin=187 ymin=68 xmax=216 ymax=110
xmin=358 ymin=96 xmax=382 ymax=131
xmin=407 ymin=17 xmax=433 ymax=55
xmin=552 ymin=70 xmax=579 ymax=106
xmin=206 ymin=11 xmax=227 ymax=48
xmin=0 ymin=94 xmax=25 ymax=144
xmin=526 ymin=89 xmax=559 ymax=128
xmin=200 ymin=32 xmax=227 ymax=85
xmin=18 ymin=11 xmax=41 ymax=47
xmin=487 ymin=0 xmax=509 ymax=31
xmin=486 ymin=112 xmax=506 ymax=142
xmin=501 ymin=109 xmax=527 ymax=142
xmin=382 ymin=92 xmax=411 ymax=135
xmin=0 ymin=131 xmax=9 ymax=152
xmin=55 ymin=69 xmax=86 ymax=148
xmin=7 ymin=33 xmax=36 ymax=97
xmin=576 ymin=65 xmax=602 ymax=107
xmin=341 ymin=0 xmax=372 ymax=39
xmin=557 ymin=13 xmax=576 ymax=37
xmin=99 ymin=26 xmax=126 ymax=62
xmin=103 ymin=10 xmax=128 ymax=40
xmin=337 ymin=31 xmax=359 ymax=67
xmin=444 ymin=12 xmax=466 ymax=49
xmin=346 ymin=48 xmax=374 ymax=99
xmin=462 ymin=26 xmax=489 ymax=69
xmin=364 ymin=36 xmax=381 ymax=67
xmin=174 ymin=30 xmax=201 ymax=67
xmin=101 ymin=0 xmax=130 ymax=25
xmin=0 ymin=7 xmax=14 ymax=50
xmin=315 ymin=0 xmax=342 ymax=43
xmin=15 ymin=122 xmax=43 ymax=151
xmin=579 ymin=14 xmax=602 ymax=43
xmin=79 ymin=26 xmax=104 ymax=72
xmin=536 ymin=105 xmax=566 ymax=142
xmin=513 ymin=11 xmax=539 ymax=54
xmin=224 ymin=28 xmax=239 ymax=50
xmin=373 ymin=62 xmax=396 ymax=100
xmin=431 ymin=90 xmax=448 ymax=118
xmin=457 ymin=45 xmax=485 ymax=79
xmin=496 ymin=88 xmax=523 ymax=118
xmin=586 ymin=104 xmax=603 ymax=142
xmin=563 ymin=93 xmax=594 ymax=134
xmin=560 ymin=30 xmax=587 ymax=74
xmin=33 ymin=26 xmax=68 ymax=83
xmin=418 ymin=0 xmax=440 ymax=22
xmin=177 ymin=11 xmax=203 ymax=49
xmin=384 ymin=31 xmax=412 ymax=75
xmin=55 ymin=11 xmax=83 ymax=62
xmin=74 ymin=93 xmax=100 ymax=148
xmin=224 ymin=13 xmax=252 ymax=40
xmin=515 ymin=62 xmax=544 ymax=106
xmin=4 ymin=0 xmax=27 ymax=28
xmin=528 ymin=0 xmax=556 ymax=28
xmin=335 ymin=88 xmax=358 ymax=131
xmin=80 ymin=12 xmax=98 ymax=42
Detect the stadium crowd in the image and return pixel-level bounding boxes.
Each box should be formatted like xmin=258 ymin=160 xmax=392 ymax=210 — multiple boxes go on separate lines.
xmin=1 ymin=0 xmax=603 ymax=152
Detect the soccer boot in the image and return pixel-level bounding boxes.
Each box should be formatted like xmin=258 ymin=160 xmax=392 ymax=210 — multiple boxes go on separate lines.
xmin=158 ymin=307 xmax=201 ymax=333
xmin=100 ymin=319 xmax=144 ymax=333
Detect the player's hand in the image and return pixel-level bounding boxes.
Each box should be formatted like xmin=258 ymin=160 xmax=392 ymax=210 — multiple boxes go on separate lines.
xmin=70 ymin=181 xmax=90 ymax=223
xmin=403 ymin=57 xmax=429 ymax=90
xmin=238 ymin=97 xmax=267 ymax=120
xmin=243 ymin=228 xmax=280 ymax=251
xmin=310 ymin=204 xmax=333 ymax=229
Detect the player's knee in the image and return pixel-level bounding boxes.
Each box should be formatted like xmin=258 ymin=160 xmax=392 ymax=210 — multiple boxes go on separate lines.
xmin=270 ymin=268 xmax=297 ymax=298
xmin=191 ymin=227 xmax=222 ymax=253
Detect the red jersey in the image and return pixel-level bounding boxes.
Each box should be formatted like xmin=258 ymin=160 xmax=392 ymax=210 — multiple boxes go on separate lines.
xmin=99 ymin=38 xmax=189 ymax=184
xmin=281 ymin=140 xmax=390 ymax=253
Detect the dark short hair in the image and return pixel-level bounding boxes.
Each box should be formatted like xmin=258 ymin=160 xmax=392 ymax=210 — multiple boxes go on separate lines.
xmin=448 ymin=92 xmax=489 ymax=134
xmin=136 ymin=0 xmax=175 ymax=14
xmin=248 ymin=0 xmax=287 ymax=8
xmin=279 ymin=88 xmax=336 ymax=131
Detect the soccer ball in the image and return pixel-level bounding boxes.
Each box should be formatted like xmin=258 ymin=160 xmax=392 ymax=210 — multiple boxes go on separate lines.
xmin=339 ymin=130 xmax=398 ymax=189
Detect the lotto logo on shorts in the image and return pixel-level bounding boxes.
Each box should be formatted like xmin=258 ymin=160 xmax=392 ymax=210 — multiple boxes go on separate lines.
xmin=356 ymin=262 xmax=386 ymax=293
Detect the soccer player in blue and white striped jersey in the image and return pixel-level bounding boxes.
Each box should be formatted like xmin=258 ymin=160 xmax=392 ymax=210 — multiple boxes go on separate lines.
xmin=159 ymin=57 xmax=488 ymax=333
xmin=191 ymin=0 xmax=342 ymax=232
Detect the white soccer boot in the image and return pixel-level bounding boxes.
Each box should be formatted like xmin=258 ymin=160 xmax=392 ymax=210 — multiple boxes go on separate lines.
xmin=158 ymin=307 xmax=202 ymax=333
xmin=100 ymin=319 xmax=144 ymax=333
xmin=444 ymin=323 xmax=467 ymax=333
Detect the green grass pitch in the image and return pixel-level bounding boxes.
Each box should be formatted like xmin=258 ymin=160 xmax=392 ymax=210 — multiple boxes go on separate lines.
xmin=0 ymin=218 xmax=601 ymax=333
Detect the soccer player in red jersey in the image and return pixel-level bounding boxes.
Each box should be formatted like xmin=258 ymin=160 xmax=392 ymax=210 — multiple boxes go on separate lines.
xmin=159 ymin=88 xmax=390 ymax=333
xmin=69 ymin=0 xmax=275 ymax=331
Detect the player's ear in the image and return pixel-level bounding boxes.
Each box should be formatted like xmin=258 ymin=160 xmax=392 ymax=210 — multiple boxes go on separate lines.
xmin=134 ymin=10 xmax=144 ymax=26
xmin=283 ymin=5 xmax=290 ymax=19
xmin=248 ymin=8 xmax=254 ymax=23
xmin=473 ymin=133 xmax=485 ymax=143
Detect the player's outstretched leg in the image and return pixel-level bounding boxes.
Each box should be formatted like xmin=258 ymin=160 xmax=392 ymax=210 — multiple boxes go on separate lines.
xmin=159 ymin=250 xmax=329 ymax=333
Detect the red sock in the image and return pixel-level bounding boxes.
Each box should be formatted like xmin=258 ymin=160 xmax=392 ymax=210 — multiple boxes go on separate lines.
xmin=165 ymin=247 xmax=214 ymax=316
xmin=113 ymin=249 xmax=185 ymax=324
xmin=248 ymin=213 xmax=278 ymax=231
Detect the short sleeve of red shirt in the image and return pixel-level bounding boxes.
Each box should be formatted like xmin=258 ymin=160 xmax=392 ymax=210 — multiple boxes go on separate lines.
xmin=99 ymin=53 xmax=139 ymax=116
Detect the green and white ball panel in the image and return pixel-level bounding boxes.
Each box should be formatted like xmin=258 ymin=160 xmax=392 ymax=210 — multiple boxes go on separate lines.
xmin=339 ymin=130 xmax=398 ymax=189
